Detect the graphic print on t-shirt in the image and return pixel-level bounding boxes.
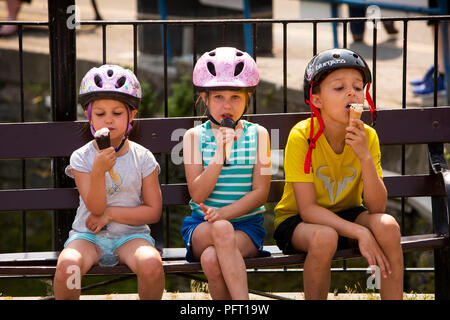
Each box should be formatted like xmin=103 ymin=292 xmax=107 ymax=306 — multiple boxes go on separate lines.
xmin=316 ymin=165 xmax=356 ymax=204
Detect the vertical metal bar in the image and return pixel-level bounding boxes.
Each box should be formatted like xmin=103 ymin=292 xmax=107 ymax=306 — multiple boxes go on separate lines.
xmin=192 ymin=23 xmax=198 ymax=67
xmin=442 ymin=20 xmax=450 ymax=106
xmin=133 ymin=24 xmax=138 ymax=74
xmin=243 ymin=0 xmax=253 ymax=57
xmin=252 ymin=22 xmax=257 ymax=114
xmin=102 ymin=24 xmax=107 ymax=64
xmin=18 ymin=24 xmax=27 ymax=252
xmin=158 ymin=0 xmax=171 ymax=62
xmin=343 ymin=21 xmax=348 ymax=49
xmin=371 ymin=19 xmax=377 ymax=108
xmin=48 ymin=0 xmax=77 ymax=251
xmin=163 ymin=24 xmax=168 ymax=118
xmin=433 ymin=21 xmax=439 ymax=107
xmin=401 ymin=21 xmax=408 ymax=111
xmin=400 ymin=20 xmax=408 ymax=234
xmin=162 ymin=22 xmax=170 ymax=246
xmin=313 ymin=22 xmax=317 ymax=56
xmin=193 ymin=23 xmax=198 ymax=117
xmin=18 ymin=26 xmax=24 ymax=123
xmin=330 ymin=0 xmax=339 ymax=48
xmin=283 ymin=22 xmax=287 ymax=113
xmin=222 ymin=23 xmax=227 ymax=46
xmin=252 ymin=22 xmax=257 ymax=59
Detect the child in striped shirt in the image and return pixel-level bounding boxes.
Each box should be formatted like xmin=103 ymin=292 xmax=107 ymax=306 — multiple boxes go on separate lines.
xmin=181 ymin=47 xmax=272 ymax=300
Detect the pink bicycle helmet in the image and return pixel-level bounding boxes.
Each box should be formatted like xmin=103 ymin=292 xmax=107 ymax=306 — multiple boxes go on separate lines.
xmin=79 ymin=64 xmax=141 ymax=139
xmin=79 ymin=64 xmax=141 ymax=109
xmin=193 ymin=47 xmax=259 ymax=92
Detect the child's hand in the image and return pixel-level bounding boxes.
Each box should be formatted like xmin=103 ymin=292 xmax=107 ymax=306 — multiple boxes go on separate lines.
xmin=93 ymin=147 xmax=116 ymax=173
xmin=218 ymin=127 xmax=236 ymax=146
xmin=200 ymin=203 xmax=222 ymax=223
xmin=85 ymin=212 xmax=111 ymax=233
xmin=345 ymin=119 xmax=371 ymax=161
xmin=357 ymin=227 xmax=392 ymax=279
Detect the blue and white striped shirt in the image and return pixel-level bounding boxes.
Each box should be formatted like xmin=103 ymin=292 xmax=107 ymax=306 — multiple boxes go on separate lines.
xmin=189 ymin=120 xmax=266 ymax=222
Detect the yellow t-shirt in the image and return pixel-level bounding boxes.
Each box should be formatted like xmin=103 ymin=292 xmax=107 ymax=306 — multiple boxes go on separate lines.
xmin=274 ymin=117 xmax=382 ymax=229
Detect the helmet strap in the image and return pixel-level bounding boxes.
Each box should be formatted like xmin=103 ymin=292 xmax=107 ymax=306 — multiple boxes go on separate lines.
xmin=304 ymin=81 xmax=325 ymax=174
xmin=86 ymin=102 xmax=96 ymax=136
xmin=115 ymin=137 xmax=127 ymax=153
xmin=365 ymin=81 xmax=377 ymax=126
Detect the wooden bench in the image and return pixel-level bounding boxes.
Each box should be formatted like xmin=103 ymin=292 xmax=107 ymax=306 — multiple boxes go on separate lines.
xmin=0 ymin=107 xmax=449 ymax=298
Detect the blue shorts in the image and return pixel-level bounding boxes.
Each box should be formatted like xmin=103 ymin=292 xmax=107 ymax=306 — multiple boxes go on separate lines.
xmin=64 ymin=232 xmax=155 ymax=253
xmin=181 ymin=212 xmax=270 ymax=262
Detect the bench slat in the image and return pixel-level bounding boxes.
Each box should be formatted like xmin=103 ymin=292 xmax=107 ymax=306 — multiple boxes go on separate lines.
xmin=0 ymin=234 xmax=447 ymax=275
xmin=0 ymin=174 xmax=445 ymax=211
xmin=1 ymin=107 xmax=449 ymax=159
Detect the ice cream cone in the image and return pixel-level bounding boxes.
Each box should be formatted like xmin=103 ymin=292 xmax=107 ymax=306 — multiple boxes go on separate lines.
xmin=94 ymin=127 xmax=111 ymax=149
xmin=221 ymin=118 xmax=235 ymax=164
xmin=94 ymin=128 xmax=116 ymax=180
xmin=349 ymin=104 xmax=363 ymax=127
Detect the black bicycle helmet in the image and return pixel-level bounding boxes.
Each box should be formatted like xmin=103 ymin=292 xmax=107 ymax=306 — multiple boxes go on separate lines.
xmin=302 ymin=48 xmax=376 ymax=174
xmin=304 ymin=48 xmax=372 ymax=102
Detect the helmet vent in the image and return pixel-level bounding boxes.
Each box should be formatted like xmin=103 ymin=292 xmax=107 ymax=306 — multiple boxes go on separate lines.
xmin=208 ymin=51 xmax=216 ymax=57
xmin=116 ymin=76 xmax=126 ymax=88
xmin=107 ymin=69 xmax=114 ymax=77
xmin=94 ymin=75 xmax=103 ymax=88
xmin=353 ymin=53 xmax=359 ymax=58
xmin=234 ymin=62 xmax=244 ymax=76
xmin=236 ymin=51 xmax=243 ymax=56
xmin=207 ymin=62 xmax=217 ymax=76
xmin=333 ymin=53 xmax=340 ymax=59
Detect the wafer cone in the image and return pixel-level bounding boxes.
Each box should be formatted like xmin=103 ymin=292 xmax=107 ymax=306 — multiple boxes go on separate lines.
xmin=349 ymin=104 xmax=363 ymax=127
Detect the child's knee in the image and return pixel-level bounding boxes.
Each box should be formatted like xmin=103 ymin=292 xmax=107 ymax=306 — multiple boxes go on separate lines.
xmin=308 ymin=226 xmax=338 ymax=256
xmin=211 ymin=220 xmax=235 ymax=246
xmin=200 ymin=246 xmax=222 ymax=277
xmin=55 ymin=253 xmax=83 ymax=282
xmin=135 ymin=250 xmax=164 ymax=279
xmin=369 ymin=214 xmax=401 ymax=243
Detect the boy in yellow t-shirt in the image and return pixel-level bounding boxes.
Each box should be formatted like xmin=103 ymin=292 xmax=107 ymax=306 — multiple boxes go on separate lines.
xmin=274 ymin=49 xmax=403 ymax=300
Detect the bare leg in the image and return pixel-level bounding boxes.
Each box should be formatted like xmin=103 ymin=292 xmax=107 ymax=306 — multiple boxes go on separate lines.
xmin=200 ymin=245 xmax=231 ymax=299
xmin=192 ymin=220 xmax=259 ymax=300
xmin=354 ymin=212 xmax=403 ymax=300
xmin=291 ymin=223 xmax=338 ymax=300
xmin=116 ymin=238 xmax=165 ymax=300
xmin=53 ymin=239 xmax=99 ymax=300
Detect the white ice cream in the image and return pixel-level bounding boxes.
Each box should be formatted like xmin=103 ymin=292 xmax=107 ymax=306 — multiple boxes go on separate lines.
xmin=349 ymin=104 xmax=364 ymax=112
xmin=94 ymin=127 xmax=110 ymax=138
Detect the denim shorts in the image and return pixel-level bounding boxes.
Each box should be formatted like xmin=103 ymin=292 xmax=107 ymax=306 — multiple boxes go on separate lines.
xmin=274 ymin=206 xmax=367 ymax=255
xmin=64 ymin=232 xmax=155 ymax=253
xmin=181 ymin=212 xmax=270 ymax=262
